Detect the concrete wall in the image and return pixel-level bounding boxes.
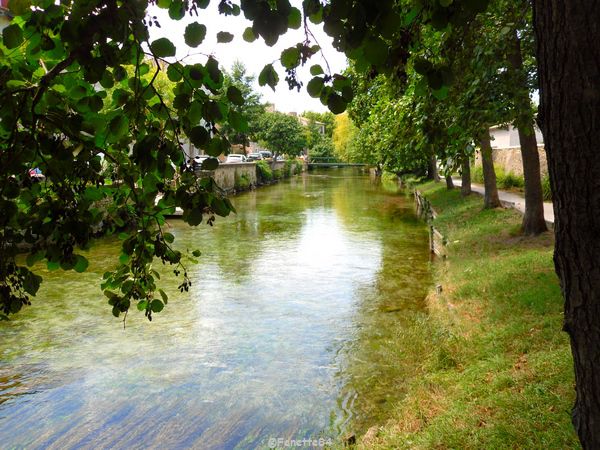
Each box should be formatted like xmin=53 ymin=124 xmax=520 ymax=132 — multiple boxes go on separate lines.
xmin=210 ymin=162 xmax=257 ymax=191
xmin=475 ymin=145 xmax=549 ymax=177
xmin=196 ymin=160 xmax=304 ymax=192
xmin=489 ymin=124 xmax=545 ymax=148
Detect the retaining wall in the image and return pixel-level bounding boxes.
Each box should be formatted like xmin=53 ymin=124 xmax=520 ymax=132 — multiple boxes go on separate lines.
xmin=474 ymin=145 xmax=548 ymax=177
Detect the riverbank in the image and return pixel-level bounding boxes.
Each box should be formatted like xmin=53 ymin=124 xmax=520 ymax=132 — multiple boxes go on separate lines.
xmin=359 ymin=181 xmax=578 ymax=448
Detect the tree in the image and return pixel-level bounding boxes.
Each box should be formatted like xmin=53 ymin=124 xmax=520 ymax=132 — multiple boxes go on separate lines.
xmin=332 ymin=113 xmax=358 ymax=162
xmin=254 ymin=111 xmax=306 ymax=159
xmin=219 ymin=61 xmax=264 ymax=152
xmin=301 ymin=110 xmax=334 ymax=137
xmin=0 ymin=0 xmax=243 ymax=321
xmin=533 ymin=3 xmax=600 ymax=447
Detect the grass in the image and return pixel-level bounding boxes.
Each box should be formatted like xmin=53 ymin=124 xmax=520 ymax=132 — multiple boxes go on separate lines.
xmin=359 ymin=181 xmax=578 ymax=449
xmin=471 ymin=165 xmax=553 ymax=201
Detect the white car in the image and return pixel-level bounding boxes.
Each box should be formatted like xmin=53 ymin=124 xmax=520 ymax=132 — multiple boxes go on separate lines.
xmin=225 ymin=154 xmax=247 ymax=163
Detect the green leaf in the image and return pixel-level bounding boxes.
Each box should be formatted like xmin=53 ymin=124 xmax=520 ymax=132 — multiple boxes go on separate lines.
xmin=150 ymin=38 xmax=176 ymax=58
xmin=2 ymin=24 xmax=24 ymax=49
xmin=216 ymin=31 xmax=234 ymax=43
xmin=242 ymin=27 xmax=256 ymax=43
xmin=188 ymin=126 xmax=209 ymax=147
xmin=413 ymin=58 xmax=433 ymax=75
xmin=440 ymin=0 xmax=453 ymax=7
xmin=169 ymin=0 xmax=185 ymax=20
xmin=227 ymin=86 xmax=244 ymax=106
xmin=47 ymin=260 xmax=60 ymax=271
xmin=280 ymin=47 xmax=300 ymax=69
xmin=211 ymin=197 xmax=231 ymax=217
xmin=288 ymin=7 xmax=302 ymax=29
xmin=187 ymin=101 xmax=202 ymax=125
xmin=201 ymin=157 xmax=219 ymax=170
xmin=192 ymin=249 xmax=201 ymax=257
xmin=150 ymin=299 xmax=164 ymax=313
xmin=26 ymin=251 xmax=44 ymax=267
xmin=327 ymin=93 xmax=347 ymax=114
xmin=258 ymin=64 xmax=279 ymax=91
xmin=363 ymin=37 xmax=388 ymax=66
xmin=109 ymin=115 xmax=129 ymax=140
xmin=310 ymin=64 xmax=324 ymax=76
xmin=23 ymin=271 xmax=42 ymax=296
xmin=228 ymin=110 xmax=248 ymax=132
xmin=307 ymin=77 xmax=324 ymax=98
xmin=186 ymin=207 xmax=203 ymax=226
xmin=137 ymin=300 xmax=148 ymax=311
xmin=184 ymin=22 xmax=207 ymax=47
xmin=74 ymin=255 xmax=89 ymax=273
xmin=159 ymin=289 xmax=169 ymax=304
xmin=167 ymin=63 xmax=183 ymax=82
xmin=432 ymin=86 xmax=449 ymax=100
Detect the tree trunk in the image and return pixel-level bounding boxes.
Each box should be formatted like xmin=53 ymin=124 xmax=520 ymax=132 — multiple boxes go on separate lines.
xmin=508 ymin=31 xmax=547 ymax=235
xmin=427 ymin=154 xmax=440 ymax=182
xmin=445 ymin=174 xmax=454 ymax=190
xmin=533 ymin=3 xmax=600 ymax=448
xmin=479 ymin=131 xmax=501 ymax=208
xmin=517 ymin=122 xmax=547 ymax=235
xmin=461 ymin=153 xmax=471 ymax=196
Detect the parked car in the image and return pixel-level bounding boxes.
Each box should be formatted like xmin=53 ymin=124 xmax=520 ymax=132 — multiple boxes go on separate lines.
xmin=29 ymin=168 xmax=45 ymax=182
xmin=259 ymin=150 xmax=272 ymax=160
xmin=246 ymin=153 xmax=263 ymax=161
xmin=225 ymin=154 xmax=247 ymax=163
xmin=191 ymin=155 xmax=209 ymax=170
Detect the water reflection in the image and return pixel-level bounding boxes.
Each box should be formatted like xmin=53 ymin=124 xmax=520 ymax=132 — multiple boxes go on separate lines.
xmin=0 ymin=169 xmax=430 ymax=448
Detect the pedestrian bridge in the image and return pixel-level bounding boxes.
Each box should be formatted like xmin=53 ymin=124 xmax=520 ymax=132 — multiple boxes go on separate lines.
xmin=307 ymin=157 xmax=367 ymax=168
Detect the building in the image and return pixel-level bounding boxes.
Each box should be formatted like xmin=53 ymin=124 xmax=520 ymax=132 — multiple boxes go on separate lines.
xmin=489 ymin=124 xmax=544 ymax=148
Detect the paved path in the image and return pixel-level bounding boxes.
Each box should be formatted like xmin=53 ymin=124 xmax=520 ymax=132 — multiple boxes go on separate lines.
xmin=452 ymin=178 xmax=555 ymax=225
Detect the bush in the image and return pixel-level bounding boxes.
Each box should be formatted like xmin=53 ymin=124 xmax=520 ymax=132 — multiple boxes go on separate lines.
xmin=234 ymin=171 xmax=251 ymax=190
xmin=542 ymin=175 xmax=552 ymax=201
xmin=471 ymin=165 xmax=484 ymax=183
xmin=470 ymin=164 xmax=525 ymax=190
xmin=283 ymin=160 xmax=292 ymax=178
xmin=498 ymin=171 xmax=524 ymax=189
xmin=273 ymin=168 xmax=283 ymax=179
xmin=256 ymin=160 xmax=273 ymax=183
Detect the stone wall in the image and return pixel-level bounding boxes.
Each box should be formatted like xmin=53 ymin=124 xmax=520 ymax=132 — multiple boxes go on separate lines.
xmin=196 ymin=160 xmax=304 ymax=193
xmin=211 ymin=162 xmax=257 ymax=191
xmin=474 ymin=145 xmax=548 ymax=177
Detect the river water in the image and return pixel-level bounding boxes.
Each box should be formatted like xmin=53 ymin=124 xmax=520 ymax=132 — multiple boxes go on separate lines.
xmin=0 ymin=169 xmax=431 ymax=449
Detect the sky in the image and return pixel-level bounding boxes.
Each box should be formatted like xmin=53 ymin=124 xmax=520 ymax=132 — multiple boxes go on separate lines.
xmin=147 ymin=2 xmax=348 ymax=114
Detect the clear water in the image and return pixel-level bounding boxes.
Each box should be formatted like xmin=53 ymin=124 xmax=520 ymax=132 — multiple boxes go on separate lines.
xmin=0 ymin=169 xmax=431 ymax=449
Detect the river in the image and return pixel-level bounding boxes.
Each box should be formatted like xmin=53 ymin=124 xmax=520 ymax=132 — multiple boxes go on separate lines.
xmin=0 ymin=169 xmax=431 ymax=449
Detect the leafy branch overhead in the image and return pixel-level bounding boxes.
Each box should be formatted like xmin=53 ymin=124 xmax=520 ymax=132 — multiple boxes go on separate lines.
xmin=0 ymin=0 xmax=492 ymax=321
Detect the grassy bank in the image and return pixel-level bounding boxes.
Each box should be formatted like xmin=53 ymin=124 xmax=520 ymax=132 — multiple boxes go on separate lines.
xmin=359 ymin=181 xmax=578 ymax=448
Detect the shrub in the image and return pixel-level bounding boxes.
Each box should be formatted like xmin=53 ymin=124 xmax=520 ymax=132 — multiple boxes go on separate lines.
xmin=471 ymin=165 xmax=484 ymax=184
xmin=283 ymin=160 xmax=292 ymax=178
xmin=470 ymin=164 xmax=525 ymax=190
xmin=256 ymin=160 xmax=273 ymax=183
xmin=273 ymin=168 xmax=283 ymax=179
xmin=498 ymin=171 xmax=524 ymax=189
xmin=234 ymin=171 xmax=251 ymax=190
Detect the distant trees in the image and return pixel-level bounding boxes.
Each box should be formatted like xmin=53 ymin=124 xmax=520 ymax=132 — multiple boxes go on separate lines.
xmin=254 ymin=112 xmax=306 ymax=159
xmin=332 ymin=113 xmax=358 ymax=163
xmin=219 ymin=61 xmax=265 ymax=152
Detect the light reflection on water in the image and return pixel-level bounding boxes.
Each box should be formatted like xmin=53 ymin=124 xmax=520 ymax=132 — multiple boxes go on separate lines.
xmin=0 ymin=169 xmax=430 ymax=449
